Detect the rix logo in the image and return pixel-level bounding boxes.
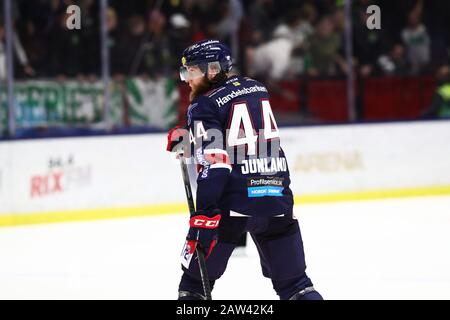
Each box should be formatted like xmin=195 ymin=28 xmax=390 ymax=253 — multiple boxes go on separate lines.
xmin=30 ymin=172 xmax=63 ymax=198
xmin=30 ymin=165 xmax=91 ymax=199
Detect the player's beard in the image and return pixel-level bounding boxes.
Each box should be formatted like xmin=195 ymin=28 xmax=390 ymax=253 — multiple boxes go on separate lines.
xmin=189 ymin=73 xmax=228 ymax=102
xmin=190 ymin=76 xmax=212 ymax=102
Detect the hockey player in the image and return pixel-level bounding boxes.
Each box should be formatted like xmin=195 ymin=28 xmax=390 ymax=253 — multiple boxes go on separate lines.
xmin=167 ymin=39 xmax=322 ymax=300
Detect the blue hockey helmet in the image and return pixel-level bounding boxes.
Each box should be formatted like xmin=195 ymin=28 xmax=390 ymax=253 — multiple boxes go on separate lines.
xmin=180 ymin=39 xmax=233 ymax=81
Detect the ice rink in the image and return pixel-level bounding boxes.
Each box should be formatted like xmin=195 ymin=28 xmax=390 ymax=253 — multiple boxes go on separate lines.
xmin=1 ymin=195 xmax=449 ymax=300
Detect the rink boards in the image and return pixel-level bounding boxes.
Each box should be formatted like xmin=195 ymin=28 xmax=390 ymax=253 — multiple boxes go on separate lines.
xmin=1 ymin=120 xmax=450 ymax=226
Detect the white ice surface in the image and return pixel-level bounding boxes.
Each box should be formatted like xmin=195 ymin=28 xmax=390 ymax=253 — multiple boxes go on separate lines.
xmin=0 ymin=196 xmax=449 ymax=300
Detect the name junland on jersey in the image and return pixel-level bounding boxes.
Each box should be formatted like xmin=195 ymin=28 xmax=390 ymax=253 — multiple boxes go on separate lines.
xmin=241 ymin=157 xmax=287 ymax=174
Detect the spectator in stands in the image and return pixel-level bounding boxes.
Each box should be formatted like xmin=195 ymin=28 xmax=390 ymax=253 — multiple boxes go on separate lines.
xmin=296 ymin=3 xmax=317 ymax=38
xmin=377 ymin=43 xmax=410 ymax=76
xmin=214 ymin=0 xmax=243 ymax=60
xmin=288 ymin=4 xmax=317 ymax=76
xmin=332 ymin=7 xmax=345 ymax=35
xmin=401 ymin=4 xmax=431 ymax=74
xmin=189 ymin=0 xmax=222 ymax=43
xmin=0 ymin=19 xmax=35 ymax=79
xmin=422 ymin=65 xmax=450 ymax=118
xmin=353 ymin=6 xmax=385 ymax=77
xmin=248 ymin=0 xmax=278 ymax=45
xmin=304 ymin=15 xmax=346 ymax=77
xmin=47 ymin=9 xmax=84 ymax=78
xmin=245 ymin=9 xmax=305 ymax=103
xmin=79 ymin=0 xmax=100 ymax=78
xmin=107 ymin=7 xmax=128 ymax=78
xmin=121 ymin=14 xmax=148 ymax=75
xmin=167 ymin=13 xmax=192 ymax=68
xmin=136 ymin=9 xmax=174 ymax=78
xmin=421 ymin=0 xmax=450 ymax=69
xmin=246 ymin=8 xmax=304 ymax=80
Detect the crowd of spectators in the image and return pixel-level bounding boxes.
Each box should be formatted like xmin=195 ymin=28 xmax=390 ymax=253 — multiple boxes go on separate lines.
xmin=0 ymin=0 xmax=449 ymax=82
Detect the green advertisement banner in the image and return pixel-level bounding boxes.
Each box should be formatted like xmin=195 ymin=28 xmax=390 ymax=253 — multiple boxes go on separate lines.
xmin=0 ymin=78 xmax=178 ymax=132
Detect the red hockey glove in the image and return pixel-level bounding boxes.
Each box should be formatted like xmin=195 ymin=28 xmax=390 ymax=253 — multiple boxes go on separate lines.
xmin=166 ymin=125 xmax=188 ymax=152
xmin=186 ymin=209 xmax=221 ymax=259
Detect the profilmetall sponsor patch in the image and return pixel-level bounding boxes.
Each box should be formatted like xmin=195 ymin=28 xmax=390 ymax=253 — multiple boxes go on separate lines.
xmin=247 ymin=177 xmax=284 ymax=197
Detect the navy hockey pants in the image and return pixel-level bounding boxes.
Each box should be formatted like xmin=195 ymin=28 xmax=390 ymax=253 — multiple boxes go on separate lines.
xmin=179 ymin=214 xmax=319 ymax=299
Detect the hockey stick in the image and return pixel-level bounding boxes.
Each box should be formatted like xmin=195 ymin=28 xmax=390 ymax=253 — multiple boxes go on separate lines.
xmin=178 ymin=151 xmax=212 ymax=300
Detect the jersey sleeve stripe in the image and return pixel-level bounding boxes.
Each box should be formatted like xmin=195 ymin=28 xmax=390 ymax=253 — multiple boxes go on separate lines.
xmin=210 ymin=163 xmax=232 ymax=172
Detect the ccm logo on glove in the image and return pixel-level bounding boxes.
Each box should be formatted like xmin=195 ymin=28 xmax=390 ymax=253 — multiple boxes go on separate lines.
xmin=189 ymin=215 xmax=221 ymax=229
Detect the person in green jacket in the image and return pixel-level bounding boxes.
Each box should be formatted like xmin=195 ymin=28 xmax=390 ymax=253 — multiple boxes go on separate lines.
xmin=423 ymin=65 xmax=450 ymax=119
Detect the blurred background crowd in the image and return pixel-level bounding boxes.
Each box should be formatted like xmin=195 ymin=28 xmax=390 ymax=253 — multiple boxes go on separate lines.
xmin=4 ymin=0 xmax=450 ymax=79
xmin=0 ymin=0 xmax=450 ymax=136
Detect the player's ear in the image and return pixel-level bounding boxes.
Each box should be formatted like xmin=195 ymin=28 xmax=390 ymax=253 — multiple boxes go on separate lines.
xmin=207 ymin=62 xmax=221 ymax=80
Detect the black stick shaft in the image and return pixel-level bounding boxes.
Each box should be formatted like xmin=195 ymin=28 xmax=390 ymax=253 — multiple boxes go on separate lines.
xmin=178 ymin=153 xmax=212 ymax=300
xmin=179 ymin=153 xmax=195 ymax=215
xmin=196 ymin=248 xmax=212 ymax=300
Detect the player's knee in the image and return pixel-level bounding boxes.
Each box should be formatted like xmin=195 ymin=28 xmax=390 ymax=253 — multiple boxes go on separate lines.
xmin=178 ymin=272 xmax=216 ymax=300
xmin=256 ymin=223 xmax=307 ymax=280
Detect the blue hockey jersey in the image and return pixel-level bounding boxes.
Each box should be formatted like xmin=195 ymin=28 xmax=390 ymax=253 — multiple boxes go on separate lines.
xmin=185 ymin=75 xmax=294 ymax=217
